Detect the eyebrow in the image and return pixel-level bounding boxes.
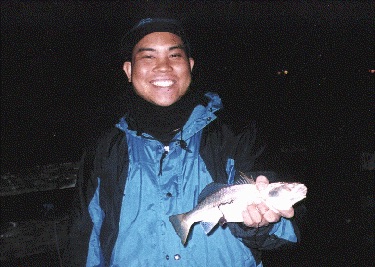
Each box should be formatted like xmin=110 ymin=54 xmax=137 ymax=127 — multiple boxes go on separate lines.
xmin=135 ymin=44 xmax=186 ymax=54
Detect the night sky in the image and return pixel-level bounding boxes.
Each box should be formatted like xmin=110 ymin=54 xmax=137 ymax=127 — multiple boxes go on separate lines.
xmin=1 ymin=2 xmax=373 ymax=167
xmin=2 ymin=2 xmax=373 ymax=172
xmin=1 ymin=2 xmax=374 ymax=264
xmin=1 ymin=1 xmax=372 ymax=177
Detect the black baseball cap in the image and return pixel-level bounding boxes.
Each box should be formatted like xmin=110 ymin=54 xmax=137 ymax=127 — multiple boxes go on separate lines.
xmin=121 ymin=18 xmax=191 ymax=61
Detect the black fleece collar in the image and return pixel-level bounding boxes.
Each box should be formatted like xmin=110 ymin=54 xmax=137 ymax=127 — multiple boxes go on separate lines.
xmin=126 ymin=89 xmax=205 ymax=145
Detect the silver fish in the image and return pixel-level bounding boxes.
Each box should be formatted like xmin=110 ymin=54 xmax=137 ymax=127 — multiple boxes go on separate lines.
xmin=169 ymin=172 xmax=307 ymax=245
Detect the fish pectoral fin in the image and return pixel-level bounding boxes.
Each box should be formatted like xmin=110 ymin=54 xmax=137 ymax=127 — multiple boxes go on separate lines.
xmin=200 ymin=221 xmax=218 ymax=234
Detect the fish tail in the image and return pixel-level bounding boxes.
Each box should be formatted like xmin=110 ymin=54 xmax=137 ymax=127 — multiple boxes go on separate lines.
xmin=169 ymin=214 xmax=192 ymax=245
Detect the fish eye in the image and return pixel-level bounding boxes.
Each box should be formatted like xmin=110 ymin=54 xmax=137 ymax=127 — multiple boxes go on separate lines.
xmin=269 ymin=189 xmax=279 ymax=197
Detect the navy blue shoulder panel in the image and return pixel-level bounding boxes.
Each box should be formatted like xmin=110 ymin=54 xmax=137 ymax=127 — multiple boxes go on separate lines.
xmin=199 ymin=113 xmax=264 ymax=185
xmin=94 ymin=127 xmax=129 ymax=266
xmin=63 ymin=147 xmax=97 ymax=266
xmin=199 ymin=117 xmax=234 ymax=184
xmin=63 ymin=127 xmax=128 ymax=267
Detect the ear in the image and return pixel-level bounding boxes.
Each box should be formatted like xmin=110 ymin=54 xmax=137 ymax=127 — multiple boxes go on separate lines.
xmin=189 ymin=58 xmax=194 ymax=72
xmin=123 ymin=61 xmax=132 ymax=82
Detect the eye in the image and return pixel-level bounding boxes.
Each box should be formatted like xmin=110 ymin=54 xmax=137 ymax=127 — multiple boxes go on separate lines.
xmin=170 ymin=53 xmax=182 ymax=58
xmin=142 ymin=55 xmax=154 ymax=59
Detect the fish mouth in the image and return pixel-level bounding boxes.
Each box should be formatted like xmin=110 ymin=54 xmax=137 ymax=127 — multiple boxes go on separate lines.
xmin=151 ymin=79 xmax=175 ymax=87
xmin=296 ymin=184 xmax=307 ymax=195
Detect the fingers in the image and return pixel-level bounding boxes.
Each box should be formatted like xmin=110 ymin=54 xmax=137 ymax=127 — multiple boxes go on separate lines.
xmin=255 ymin=203 xmax=272 ymax=226
xmin=263 ymin=210 xmax=281 ymax=223
xmin=242 ymin=174 xmax=296 ymax=228
xmin=242 ymin=204 xmax=262 ymax=228
xmin=254 ymin=175 xmax=295 ymax=219
xmin=255 ymin=202 xmax=269 ymax=214
xmin=277 ymin=207 xmax=294 ymax=218
xmin=242 ymin=204 xmax=271 ymax=228
xmin=242 ymin=203 xmax=294 ymax=228
xmin=262 ymin=206 xmax=294 ymax=223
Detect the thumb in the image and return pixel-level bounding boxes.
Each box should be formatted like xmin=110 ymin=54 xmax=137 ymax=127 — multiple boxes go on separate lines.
xmin=256 ymin=175 xmax=269 ymax=191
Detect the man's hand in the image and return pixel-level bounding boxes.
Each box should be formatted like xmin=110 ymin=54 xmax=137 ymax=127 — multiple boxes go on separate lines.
xmin=242 ymin=175 xmax=294 ymax=228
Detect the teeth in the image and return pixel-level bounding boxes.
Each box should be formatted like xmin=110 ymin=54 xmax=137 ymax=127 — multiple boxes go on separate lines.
xmin=152 ymin=80 xmax=174 ymax=87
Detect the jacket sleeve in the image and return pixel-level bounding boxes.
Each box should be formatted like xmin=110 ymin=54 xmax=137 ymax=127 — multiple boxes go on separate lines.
xmin=201 ymin=115 xmax=305 ymax=263
xmin=86 ymin=179 xmax=104 ymax=266
xmin=227 ymin=218 xmax=299 ymax=249
xmin=62 ymin=146 xmax=99 ymax=266
xmin=226 ymin=122 xmax=305 ymax=263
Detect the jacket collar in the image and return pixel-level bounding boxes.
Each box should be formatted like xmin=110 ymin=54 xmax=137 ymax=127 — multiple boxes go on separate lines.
xmin=116 ymin=92 xmax=223 ymax=141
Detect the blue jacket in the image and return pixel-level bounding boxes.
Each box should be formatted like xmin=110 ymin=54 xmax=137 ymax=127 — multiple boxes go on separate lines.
xmin=66 ymin=93 xmax=299 ymax=267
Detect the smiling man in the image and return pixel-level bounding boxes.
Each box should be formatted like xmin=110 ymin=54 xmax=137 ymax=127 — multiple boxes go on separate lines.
xmin=66 ymin=18 xmax=302 ymax=267
xmin=123 ymin=31 xmax=194 ymax=106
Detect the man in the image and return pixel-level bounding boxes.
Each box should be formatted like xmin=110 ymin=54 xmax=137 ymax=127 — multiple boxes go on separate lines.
xmin=66 ymin=18 xmax=300 ymax=266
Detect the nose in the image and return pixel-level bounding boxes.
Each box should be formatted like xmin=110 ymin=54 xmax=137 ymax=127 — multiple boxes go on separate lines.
xmin=153 ymin=57 xmax=172 ymax=72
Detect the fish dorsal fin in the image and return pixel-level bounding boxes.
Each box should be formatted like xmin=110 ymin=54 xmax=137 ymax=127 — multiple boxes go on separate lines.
xmin=198 ymin=183 xmax=230 ymax=203
xmin=236 ymin=171 xmax=256 ymax=185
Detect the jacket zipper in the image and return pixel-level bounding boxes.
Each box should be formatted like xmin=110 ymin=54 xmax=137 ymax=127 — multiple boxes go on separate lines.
xmin=158 ymin=145 xmax=169 ymax=176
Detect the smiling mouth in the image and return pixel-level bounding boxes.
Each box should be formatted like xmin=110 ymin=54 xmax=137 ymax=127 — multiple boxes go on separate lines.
xmin=151 ymin=80 xmax=174 ymax=87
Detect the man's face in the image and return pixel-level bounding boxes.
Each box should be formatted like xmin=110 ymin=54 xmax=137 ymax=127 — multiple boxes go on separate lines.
xmin=123 ymin=32 xmax=194 ymax=106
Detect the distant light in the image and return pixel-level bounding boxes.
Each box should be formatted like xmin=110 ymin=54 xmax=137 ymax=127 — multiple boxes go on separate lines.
xmin=277 ymin=70 xmax=288 ymax=75
xmin=369 ymin=69 xmax=375 ymax=74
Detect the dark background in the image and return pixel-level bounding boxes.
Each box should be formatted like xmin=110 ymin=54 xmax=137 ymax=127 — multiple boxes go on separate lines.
xmin=1 ymin=1 xmax=374 ymax=266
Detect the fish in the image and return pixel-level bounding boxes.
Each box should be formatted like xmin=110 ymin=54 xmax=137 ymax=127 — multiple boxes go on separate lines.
xmin=169 ymin=172 xmax=307 ymax=245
